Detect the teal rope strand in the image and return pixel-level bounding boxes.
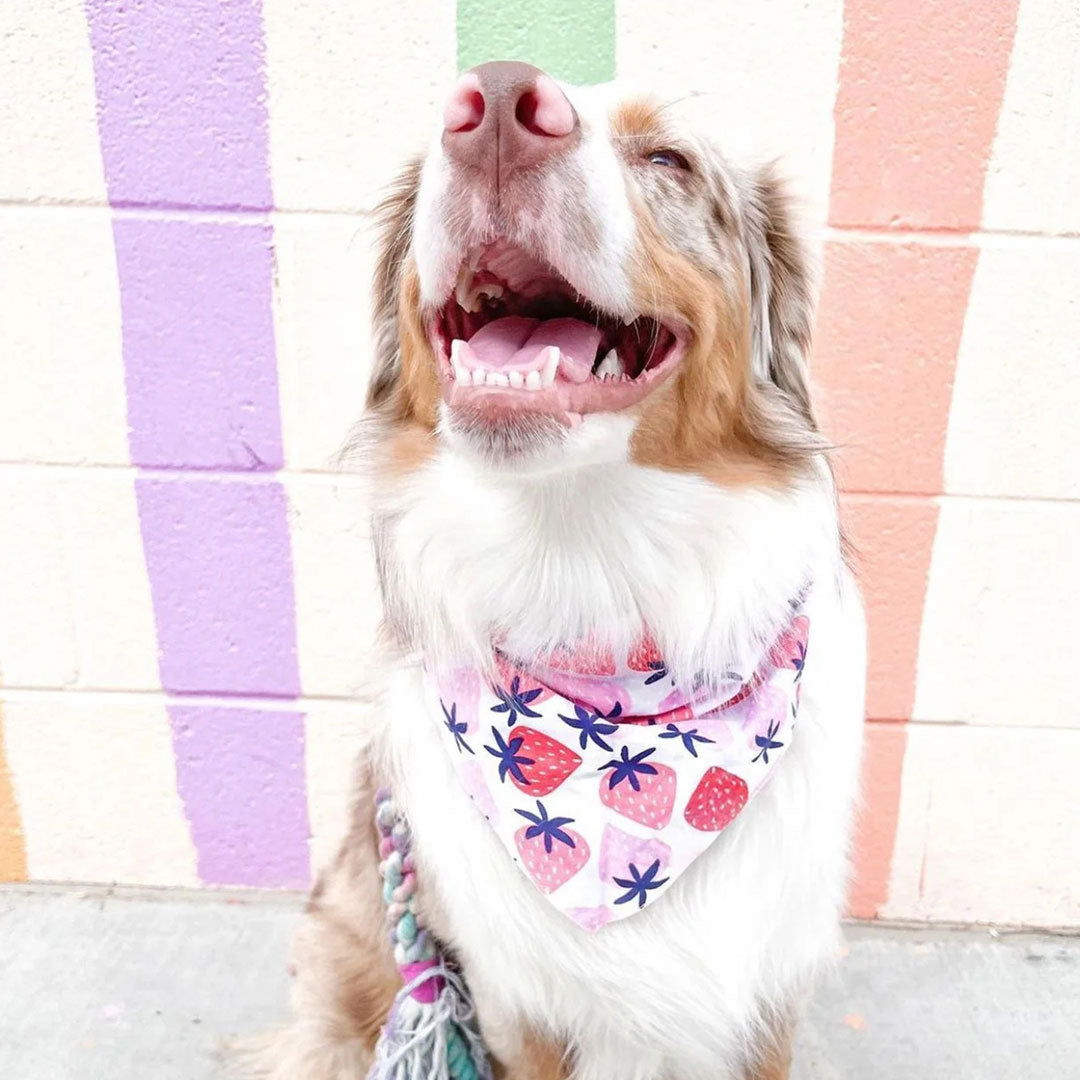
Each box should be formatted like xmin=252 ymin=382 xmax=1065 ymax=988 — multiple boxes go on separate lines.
xmin=370 ymin=788 xmax=492 ymax=1080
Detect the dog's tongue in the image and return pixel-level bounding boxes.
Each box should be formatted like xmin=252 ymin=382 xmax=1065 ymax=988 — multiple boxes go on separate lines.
xmin=467 ymin=316 xmax=601 ymax=383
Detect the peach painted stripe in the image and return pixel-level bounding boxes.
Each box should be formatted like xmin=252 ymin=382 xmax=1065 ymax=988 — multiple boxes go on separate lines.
xmin=830 ymin=0 xmax=1019 ymax=229
xmin=0 ymin=701 xmax=28 ymax=882
xmin=841 ymin=495 xmax=940 ymax=723
xmin=815 ymin=242 xmax=978 ymax=496
xmin=849 ymin=721 xmax=907 ymax=919
xmin=824 ymin=2 xmax=1019 ymax=917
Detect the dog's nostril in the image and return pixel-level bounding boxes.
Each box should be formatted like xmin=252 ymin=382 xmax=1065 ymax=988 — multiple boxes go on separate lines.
xmin=444 ymin=73 xmax=485 ymax=134
xmin=514 ymin=75 xmax=575 ymax=138
xmin=514 ymin=89 xmax=542 ymax=135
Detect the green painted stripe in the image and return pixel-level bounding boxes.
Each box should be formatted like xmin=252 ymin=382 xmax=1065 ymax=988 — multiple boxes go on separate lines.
xmin=457 ymin=0 xmax=615 ymax=85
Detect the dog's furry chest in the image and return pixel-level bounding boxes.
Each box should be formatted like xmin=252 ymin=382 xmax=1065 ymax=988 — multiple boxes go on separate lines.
xmin=379 ymin=570 xmax=865 ymax=1080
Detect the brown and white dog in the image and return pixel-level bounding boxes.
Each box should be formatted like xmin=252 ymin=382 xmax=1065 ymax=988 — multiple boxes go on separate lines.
xmin=249 ymin=62 xmax=866 ymax=1080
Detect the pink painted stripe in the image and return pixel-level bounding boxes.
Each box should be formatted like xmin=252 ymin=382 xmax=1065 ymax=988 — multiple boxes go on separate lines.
xmin=86 ymin=1 xmax=309 ymax=886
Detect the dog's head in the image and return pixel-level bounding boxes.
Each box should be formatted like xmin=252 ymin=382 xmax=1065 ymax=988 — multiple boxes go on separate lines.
xmin=367 ymin=61 xmax=820 ymax=481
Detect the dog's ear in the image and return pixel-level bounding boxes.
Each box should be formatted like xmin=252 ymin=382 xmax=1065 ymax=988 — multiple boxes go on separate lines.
xmin=367 ymin=159 xmax=423 ymax=411
xmin=743 ymin=165 xmax=817 ymax=427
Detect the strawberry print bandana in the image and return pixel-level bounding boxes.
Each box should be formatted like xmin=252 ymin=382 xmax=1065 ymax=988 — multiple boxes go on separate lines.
xmin=427 ymin=609 xmax=809 ymax=932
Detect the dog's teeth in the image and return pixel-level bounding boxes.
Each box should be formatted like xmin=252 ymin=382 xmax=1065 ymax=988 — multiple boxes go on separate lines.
xmin=472 ymin=369 xmax=486 ymax=386
xmin=525 ymin=370 xmax=541 ymax=391
xmin=488 ymin=372 xmax=510 ymax=388
xmin=450 ymin=339 xmax=467 ymax=380
xmin=540 ymin=346 xmax=559 ymax=387
xmin=508 ymin=371 xmax=524 ymax=389
xmin=475 ymin=282 xmax=504 ymax=302
xmin=454 ymin=273 xmax=475 ymax=311
xmin=458 ymin=280 xmax=504 ymax=313
xmin=594 ymin=348 xmax=622 ymax=380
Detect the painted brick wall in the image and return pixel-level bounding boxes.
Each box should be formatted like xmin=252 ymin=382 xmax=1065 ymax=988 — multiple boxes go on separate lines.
xmin=1 ymin=0 xmax=1077 ymax=926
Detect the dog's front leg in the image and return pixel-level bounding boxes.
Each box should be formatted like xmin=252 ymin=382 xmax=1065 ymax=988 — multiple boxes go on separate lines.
xmin=488 ymin=1030 xmax=570 ymax=1080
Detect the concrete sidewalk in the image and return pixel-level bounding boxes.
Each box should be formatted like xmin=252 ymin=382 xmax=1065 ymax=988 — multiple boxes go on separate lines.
xmin=1 ymin=887 xmax=1078 ymax=1080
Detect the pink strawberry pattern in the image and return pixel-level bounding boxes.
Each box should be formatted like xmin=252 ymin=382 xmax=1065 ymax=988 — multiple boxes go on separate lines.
xmin=514 ymin=801 xmax=590 ymax=893
xmin=436 ymin=666 xmax=482 ymax=731
xmin=545 ymin=638 xmax=617 ymax=676
xmin=599 ymin=746 xmax=677 ymax=828
xmin=684 ymin=767 xmax=749 ymax=832
xmin=598 ymin=824 xmax=672 ymax=882
xmin=431 ymin=602 xmax=810 ymax=931
xmin=626 ymin=631 xmax=663 ymax=672
xmin=484 ymin=725 xmax=582 ymax=797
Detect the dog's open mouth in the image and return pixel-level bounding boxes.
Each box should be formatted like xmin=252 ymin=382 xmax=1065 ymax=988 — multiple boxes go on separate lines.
xmin=430 ymin=241 xmax=686 ymax=418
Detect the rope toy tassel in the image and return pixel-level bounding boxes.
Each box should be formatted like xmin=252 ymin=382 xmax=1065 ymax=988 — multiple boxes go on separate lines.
xmin=369 ymin=789 xmax=493 ymax=1080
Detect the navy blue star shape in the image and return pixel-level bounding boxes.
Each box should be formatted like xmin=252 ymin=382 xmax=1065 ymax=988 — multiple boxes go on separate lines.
xmin=752 ymin=719 xmax=784 ymax=764
xmin=491 ymin=675 xmax=543 ymax=726
xmin=514 ymin=801 xmax=576 ymax=853
xmin=600 ymin=745 xmax=658 ymax=791
xmin=613 ymin=859 xmax=669 ymax=908
xmin=484 ymin=726 xmax=534 ymax=785
xmin=441 ymin=700 xmax=473 ymax=755
xmin=644 ymin=660 xmax=669 ymax=685
xmin=559 ymin=702 xmax=621 ymax=751
xmin=789 ymin=641 xmax=807 ymax=681
xmin=658 ymin=723 xmax=715 ymax=757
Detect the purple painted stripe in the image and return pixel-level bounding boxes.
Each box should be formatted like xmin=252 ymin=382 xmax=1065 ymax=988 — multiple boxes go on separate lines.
xmin=86 ymin=1 xmax=311 ymax=886
xmin=170 ymin=705 xmax=309 ymax=888
xmin=137 ymin=476 xmax=300 ymax=696
xmin=113 ymin=219 xmax=284 ymax=470
xmin=85 ymin=0 xmax=272 ymax=210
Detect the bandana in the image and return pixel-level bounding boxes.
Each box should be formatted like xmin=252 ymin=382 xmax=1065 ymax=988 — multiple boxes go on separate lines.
xmin=427 ymin=609 xmax=808 ymax=932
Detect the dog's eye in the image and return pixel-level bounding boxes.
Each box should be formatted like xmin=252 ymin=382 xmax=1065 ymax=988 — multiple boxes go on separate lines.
xmin=647 ymin=149 xmax=690 ymax=171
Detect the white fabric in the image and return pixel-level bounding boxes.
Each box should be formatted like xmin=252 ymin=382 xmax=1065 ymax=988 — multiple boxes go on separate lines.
xmin=426 ymin=609 xmax=808 ymax=931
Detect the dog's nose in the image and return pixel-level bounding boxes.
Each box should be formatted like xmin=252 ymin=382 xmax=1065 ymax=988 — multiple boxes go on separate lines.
xmin=442 ymin=61 xmax=578 ymax=183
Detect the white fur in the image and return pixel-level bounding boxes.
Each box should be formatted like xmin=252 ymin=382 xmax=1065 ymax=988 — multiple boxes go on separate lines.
xmin=412 ymin=85 xmax=638 ymax=318
xmin=360 ymin=77 xmax=864 ymax=1080
xmin=370 ymin=449 xmax=865 ymax=1080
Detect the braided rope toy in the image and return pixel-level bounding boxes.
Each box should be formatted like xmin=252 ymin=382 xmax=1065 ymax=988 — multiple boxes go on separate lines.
xmin=369 ymin=788 xmax=493 ymax=1080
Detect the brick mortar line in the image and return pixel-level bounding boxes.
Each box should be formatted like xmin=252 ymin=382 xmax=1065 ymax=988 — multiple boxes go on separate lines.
xmin=824 ymin=225 xmax=1080 ymax=247
xmin=0 ymin=199 xmax=372 ymax=225
xmin=0 ymin=687 xmax=375 ymax=711
xmin=2 ymin=462 xmax=1076 ymax=508
xmin=1 ymin=687 xmax=1077 ymax=733
xmin=0 ymin=462 xmax=367 ymax=483
xmin=840 ymin=490 xmax=1080 ymax=506
xmin=1 ymin=199 xmax=1079 ymax=246
xmin=2 ymin=882 xmax=1077 ymax=932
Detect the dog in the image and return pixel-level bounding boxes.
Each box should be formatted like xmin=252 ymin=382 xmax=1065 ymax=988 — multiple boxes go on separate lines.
xmin=247 ymin=61 xmax=866 ymax=1080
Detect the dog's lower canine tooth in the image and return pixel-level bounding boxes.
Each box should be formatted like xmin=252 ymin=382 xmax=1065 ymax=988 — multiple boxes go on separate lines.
xmin=594 ymin=348 xmax=622 ymax=380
